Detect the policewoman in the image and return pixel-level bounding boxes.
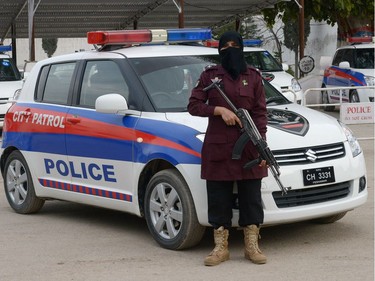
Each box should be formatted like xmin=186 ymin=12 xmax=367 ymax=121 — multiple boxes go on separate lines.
xmin=188 ymin=31 xmax=268 ymax=266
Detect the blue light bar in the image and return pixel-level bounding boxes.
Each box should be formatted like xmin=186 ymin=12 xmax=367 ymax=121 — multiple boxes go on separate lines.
xmin=0 ymin=45 xmax=12 ymax=52
xmin=167 ymin=28 xmax=212 ymax=42
xmin=243 ymin=39 xmax=263 ymax=47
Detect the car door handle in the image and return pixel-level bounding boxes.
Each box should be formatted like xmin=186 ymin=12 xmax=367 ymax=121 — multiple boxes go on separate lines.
xmin=66 ymin=116 xmax=81 ymax=124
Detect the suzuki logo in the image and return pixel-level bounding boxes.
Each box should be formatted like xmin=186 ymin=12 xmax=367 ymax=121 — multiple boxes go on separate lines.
xmin=305 ymin=149 xmax=318 ymax=162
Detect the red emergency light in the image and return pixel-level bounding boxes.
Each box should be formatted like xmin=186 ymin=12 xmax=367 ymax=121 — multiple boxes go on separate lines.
xmin=347 ymin=36 xmax=374 ymax=43
xmin=87 ymin=28 xmax=211 ymax=46
xmin=87 ymin=30 xmax=152 ymax=45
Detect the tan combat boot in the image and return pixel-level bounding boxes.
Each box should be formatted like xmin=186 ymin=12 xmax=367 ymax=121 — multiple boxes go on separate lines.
xmin=243 ymin=225 xmax=267 ymax=264
xmin=204 ymin=226 xmax=230 ymax=266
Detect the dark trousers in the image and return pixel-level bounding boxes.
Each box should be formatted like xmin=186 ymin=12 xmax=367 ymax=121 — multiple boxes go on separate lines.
xmin=206 ymin=179 xmax=264 ymax=229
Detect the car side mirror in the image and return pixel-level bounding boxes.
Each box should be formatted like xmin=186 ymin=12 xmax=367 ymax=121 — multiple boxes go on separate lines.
xmin=95 ymin=93 xmax=128 ymax=114
xmin=339 ymin=61 xmax=350 ymax=69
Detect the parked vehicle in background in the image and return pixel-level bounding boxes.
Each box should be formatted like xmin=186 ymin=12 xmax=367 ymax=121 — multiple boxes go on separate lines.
xmin=0 ymin=45 xmax=23 ymax=128
xmin=321 ymin=38 xmax=374 ymax=111
xmin=205 ymin=40 xmax=303 ymax=104
xmin=243 ymin=46 xmax=303 ymax=104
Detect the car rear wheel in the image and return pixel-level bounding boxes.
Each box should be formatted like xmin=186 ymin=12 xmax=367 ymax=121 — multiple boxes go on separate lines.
xmin=3 ymin=150 xmax=45 ymax=214
xmin=311 ymin=211 xmax=347 ymax=224
xmin=321 ymin=85 xmax=335 ymax=112
xmin=144 ymin=169 xmax=205 ymax=250
xmin=349 ymin=90 xmax=360 ymax=103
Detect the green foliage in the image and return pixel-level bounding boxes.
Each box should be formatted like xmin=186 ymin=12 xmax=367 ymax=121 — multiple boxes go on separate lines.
xmin=42 ymin=38 xmax=58 ymax=58
xmin=283 ymin=18 xmax=311 ymax=53
xmin=212 ymin=17 xmax=263 ymax=41
xmin=262 ymin=0 xmax=374 ymax=35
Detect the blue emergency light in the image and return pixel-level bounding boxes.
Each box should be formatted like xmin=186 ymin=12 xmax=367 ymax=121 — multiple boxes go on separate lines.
xmin=204 ymin=38 xmax=263 ymax=48
xmin=243 ymin=39 xmax=263 ymax=47
xmin=167 ymin=28 xmax=212 ymax=42
xmin=0 ymin=45 xmax=12 ymax=52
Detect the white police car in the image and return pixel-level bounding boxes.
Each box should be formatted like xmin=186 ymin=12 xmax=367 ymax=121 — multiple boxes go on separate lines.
xmin=0 ymin=29 xmax=367 ymax=250
xmin=322 ymin=38 xmax=374 ymax=111
xmin=205 ymin=40 xmax=303 ymax=103
xmin=0 ymin=46 xmax=23 ymax=127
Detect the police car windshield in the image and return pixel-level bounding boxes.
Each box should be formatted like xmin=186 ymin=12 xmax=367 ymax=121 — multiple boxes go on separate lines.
xmin=129 ymin=55 xmax=288 ymax=112
xmin=244 ymin=51 xmax=283 ymax=72
xmin=0 ymin=58 xmax=22 ymax=81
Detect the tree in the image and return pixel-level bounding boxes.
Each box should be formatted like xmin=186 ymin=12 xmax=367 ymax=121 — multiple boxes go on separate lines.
xmin=283 ymin=18 xmax=310 ymax=76
xmin=42 ymin=38 xmax=58 ymax=58
xmin=262 ymin=0 xmax=374 ymax=43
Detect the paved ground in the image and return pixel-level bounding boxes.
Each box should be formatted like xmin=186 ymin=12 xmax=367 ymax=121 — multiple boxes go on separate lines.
xmin=0 ymin=111 xmax=373 ymax=281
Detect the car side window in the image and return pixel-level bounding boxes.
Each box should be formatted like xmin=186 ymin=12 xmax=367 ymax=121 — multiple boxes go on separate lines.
xmin=79 ymin=60 xmax=129 ymax=108
xmin=40 ymin=62 xmax=76 ymax=104
xmin=355 ymin=48 xmax=374 ymax=69
xmin=332 ymin=49 xmax=353 ymax=66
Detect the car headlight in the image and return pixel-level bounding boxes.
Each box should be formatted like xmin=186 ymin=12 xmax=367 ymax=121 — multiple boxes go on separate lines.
xmin=364 ymin=75 xmax=375 ymax=86
xmin=339 ymin=121 xmax=362 ymax=157
xmin=291 ymin=78 xmax=302 ymax=92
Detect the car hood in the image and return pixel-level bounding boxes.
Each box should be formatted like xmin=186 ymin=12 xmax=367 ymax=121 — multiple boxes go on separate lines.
xmin=264 ymin=71 xmax=293 ymax=89
xmin=350 ymin=68 xmax=375 ymax=77
xmin=166 ymin=104 xmax=346 ymax=150
xmin=0 ymin=80 xmax=23 ymax=98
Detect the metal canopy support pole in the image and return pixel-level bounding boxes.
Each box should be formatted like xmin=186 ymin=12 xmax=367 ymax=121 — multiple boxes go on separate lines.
xmin=28 ymin=0 xmax=41 ymax=62
xmin=11 ymin=22 xmax=17 ymax=65
xmin=298 ymin=0 xmax=304 ymax=67
xmin=28 ymin=0 xmax=34 ymax=61
xmin=173 ymin=0 xmax=184 ymax=28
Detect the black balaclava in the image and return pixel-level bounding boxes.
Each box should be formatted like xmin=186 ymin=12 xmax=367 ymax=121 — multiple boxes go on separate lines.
xmin=218 ymin=31 xmax=247 ymax=80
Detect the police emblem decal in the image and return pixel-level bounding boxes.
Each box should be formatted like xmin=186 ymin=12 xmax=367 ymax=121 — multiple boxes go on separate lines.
xmin=267 ymin=108 xmax=309 ymax=136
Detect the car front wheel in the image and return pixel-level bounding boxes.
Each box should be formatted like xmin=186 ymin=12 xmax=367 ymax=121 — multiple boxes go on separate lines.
xmin=3 ymin=150 xmax=45 ymax=214
xmin=144 ymin=169 xmax=205 ymax=250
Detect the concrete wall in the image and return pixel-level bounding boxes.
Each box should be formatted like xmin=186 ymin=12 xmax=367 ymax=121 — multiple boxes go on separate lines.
xmin=3 ymin=37 xmax=92 ymax=69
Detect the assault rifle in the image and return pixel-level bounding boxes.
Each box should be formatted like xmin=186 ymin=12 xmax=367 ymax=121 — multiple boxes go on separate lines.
xmin=203 ymin=78 xmax=291 ymax=195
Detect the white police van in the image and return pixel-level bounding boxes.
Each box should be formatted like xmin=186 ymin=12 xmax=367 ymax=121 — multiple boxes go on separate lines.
xmin=0 ymin=46 xmax=23 ymax=128
xmin=0 ymin=29 xmax=367 ymax=250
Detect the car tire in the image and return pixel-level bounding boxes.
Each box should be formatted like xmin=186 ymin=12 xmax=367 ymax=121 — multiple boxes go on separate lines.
xmin=321 ymin=85 xmax=335 ymax=112
xmin=311 ymin=211 xmax=347 ymax=224
xmin=144 ymin=169 xmax=205 ymax=250
xmin=3 ymin=150 xmax=45 ymax=214
xmin=349 ymin=90 xmax=360 ymax=103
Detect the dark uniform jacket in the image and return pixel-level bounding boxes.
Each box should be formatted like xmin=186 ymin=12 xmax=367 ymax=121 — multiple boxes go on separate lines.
xmin=188 ymin=65 xmax=268 ymax=181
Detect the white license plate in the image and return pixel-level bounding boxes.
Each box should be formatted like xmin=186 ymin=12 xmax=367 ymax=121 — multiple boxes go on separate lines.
xmin=302 ymin=166 xmax=335 ymax=186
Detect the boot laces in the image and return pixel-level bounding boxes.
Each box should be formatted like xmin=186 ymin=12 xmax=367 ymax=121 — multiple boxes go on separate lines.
xmin=245 ymin=232 xmax=262 ymax=253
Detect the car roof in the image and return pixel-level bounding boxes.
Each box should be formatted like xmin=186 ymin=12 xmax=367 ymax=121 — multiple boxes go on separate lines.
xmin=337 ymin=43 xmax=374 ymax=50
xmin=113 ymin=44 xmax=219 ymax=58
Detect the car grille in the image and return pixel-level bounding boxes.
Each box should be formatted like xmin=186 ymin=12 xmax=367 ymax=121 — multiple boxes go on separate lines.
xmin=272 ymin=142 xmax=345 ymax=166
xmin=272 ymin=181 xmax=350 ymax=208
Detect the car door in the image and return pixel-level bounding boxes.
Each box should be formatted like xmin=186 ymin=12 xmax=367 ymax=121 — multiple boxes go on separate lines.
xmin=64 ymin=59 xmax=138 ymax=211
xmin=26 ymin=62 xmax=77 ymax=195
